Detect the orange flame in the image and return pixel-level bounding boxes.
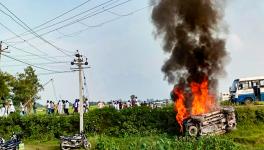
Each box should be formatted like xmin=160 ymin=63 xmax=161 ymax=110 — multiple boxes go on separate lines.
xmin=173 ymin=88 xmax=188 ymax=131
xmin=173 ymin=78 xmax=216 ymax=131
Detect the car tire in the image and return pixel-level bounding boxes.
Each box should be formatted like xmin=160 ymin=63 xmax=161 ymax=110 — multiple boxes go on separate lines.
xmin=244 ymin=98 xmax=253 ymax=105
xmin=188 ymin=125 xmax=199 ymax=137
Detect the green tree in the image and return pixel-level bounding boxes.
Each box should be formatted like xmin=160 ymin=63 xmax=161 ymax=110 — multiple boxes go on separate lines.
xmin=12 ymin=66 xmax=43 ymax=108
xmin=0 ymin=72 xmax=15 ymax=104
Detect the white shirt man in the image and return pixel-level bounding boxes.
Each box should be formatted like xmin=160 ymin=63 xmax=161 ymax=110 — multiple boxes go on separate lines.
xmin=65 ymin=101 xmax=70 ymax=109
xmin=9 ymin=104 xmax=15 ymax=113
xmin=126 ymin=101 xmax=131 ymax=108
xmin=20 ymin=102 xmax=25 ymax=115
xmin=0 ymin=106 xmax=6 ymax=117
xmin=58 ymin=101 xmax=63 ymax=114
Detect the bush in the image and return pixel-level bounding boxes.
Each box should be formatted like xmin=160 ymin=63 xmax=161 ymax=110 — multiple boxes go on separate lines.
xmin=0 ymin=105 xmax=264 ymax=140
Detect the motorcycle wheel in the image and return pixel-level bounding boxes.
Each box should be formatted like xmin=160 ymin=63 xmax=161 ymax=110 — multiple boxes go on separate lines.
xmin=60 ymin=144 xmax=70 ymax=150
xmin=83 ymin=141 xmax=91 ymax=150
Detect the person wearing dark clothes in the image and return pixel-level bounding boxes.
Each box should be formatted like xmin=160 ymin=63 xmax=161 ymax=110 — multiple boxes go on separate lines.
xmin=33 ymin=102 xmax=37 ymax=114
xmin=73 ymin=99 xmax=79 ymax=113
xmin=65 ymin=100 xmax=70 ymax=115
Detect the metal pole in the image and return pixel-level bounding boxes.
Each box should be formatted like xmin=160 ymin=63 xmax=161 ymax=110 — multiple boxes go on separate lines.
xmin=0 ymin=41 xmax=8 ymax=72
xmin=0 ymin=42 xmax=2 ymax=71
xmin=71 ymin=50 xmax=88 ymax=134
xmin=78 ymin=60 xmax=84 ymax=133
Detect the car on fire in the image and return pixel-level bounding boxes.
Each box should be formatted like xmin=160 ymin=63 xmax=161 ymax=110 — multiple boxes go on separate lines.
xmin=183 ymin=106 xmax=236 ymax=137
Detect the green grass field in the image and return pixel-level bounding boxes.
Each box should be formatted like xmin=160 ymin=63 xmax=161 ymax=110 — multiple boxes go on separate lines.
xmin=24 ymin=126 xmax=263 ymax=150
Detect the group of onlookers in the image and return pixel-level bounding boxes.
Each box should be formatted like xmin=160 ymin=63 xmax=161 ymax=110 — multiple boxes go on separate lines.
xmin=46 ymin=100 xmax=70 ymax=115
xmin=0 ymin=101 xmax=16 ymax=117
xmin=98 ymin=95 xmax=170 ymax=110
xmin=0 ymin=101 xmax=30 ymax=117
xmin=46 ymin=99 xmax=89 ymax=115
xmin=109 ymin=95 xmax=141 ymax=110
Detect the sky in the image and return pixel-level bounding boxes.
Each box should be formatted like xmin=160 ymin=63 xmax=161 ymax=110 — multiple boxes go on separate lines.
xmin=0 ymin=0 xmax=263 ymax=104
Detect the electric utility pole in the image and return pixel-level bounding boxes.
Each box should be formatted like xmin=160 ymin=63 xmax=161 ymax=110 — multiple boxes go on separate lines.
xmin=0 ymin=41 xmax=8 ymax=71
xmin=71 ymin=50 xmax=88 ymax=133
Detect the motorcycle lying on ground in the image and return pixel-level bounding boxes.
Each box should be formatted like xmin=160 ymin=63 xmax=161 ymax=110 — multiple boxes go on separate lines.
xmin=0 ymin=133 xmax=24 ymax=150
xmin=60 ymin=132 xmax=91 ymax=150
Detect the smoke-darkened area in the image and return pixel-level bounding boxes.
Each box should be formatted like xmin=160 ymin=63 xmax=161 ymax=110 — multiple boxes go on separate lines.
xmin=151 ymin=0 xmax=228 ymax=91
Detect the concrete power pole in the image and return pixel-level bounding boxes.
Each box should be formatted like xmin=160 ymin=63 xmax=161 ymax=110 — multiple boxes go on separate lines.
xmin=0 ymin=41 xmax=8 ymax=71
xmin=71 ymin=50 xmax=88 ymax=133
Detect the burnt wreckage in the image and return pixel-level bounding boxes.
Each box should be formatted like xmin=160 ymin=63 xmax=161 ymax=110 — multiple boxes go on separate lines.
xmin=184 ymin=106 xmax=236 ymax=136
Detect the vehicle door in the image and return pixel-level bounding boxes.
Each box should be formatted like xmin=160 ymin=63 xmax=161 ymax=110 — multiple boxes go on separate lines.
xmin=259 ymin=80 xmax=264 ymax=101
xmin=252 ymin=80 xmax=261 ymax=101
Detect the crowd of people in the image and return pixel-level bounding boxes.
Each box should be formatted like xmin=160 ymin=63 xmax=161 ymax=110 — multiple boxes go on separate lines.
xmin=46 ymin=99 xmax=89 ymax=115
xmin=110 ymin=96 xmax=141 ymax=110
xmin=0 ymin=95 xmax=169 ymax=117
xmin=0 ymin=101 xmax=15 ymax=117
xmin=98 ymin=95 xmax=169 ymax=110
xmin=0 ymin=101 xmax=32 ymax=117
xmin=0 ymin=98 xmax=90 ymax=117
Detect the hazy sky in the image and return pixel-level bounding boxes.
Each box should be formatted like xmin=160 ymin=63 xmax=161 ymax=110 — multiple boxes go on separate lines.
xmin=0 ymin=0 xmax=263 ymax=104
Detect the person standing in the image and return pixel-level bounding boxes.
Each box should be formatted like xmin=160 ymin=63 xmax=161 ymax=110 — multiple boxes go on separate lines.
xmin=9 ymin=102 xmax=15 ymax=114
xmin=0 ymin=104 xmax=6 ymax=117
xmin=73 ymin=99 xmax=79 ymax=113
xmin=127 ymin=100 xmax=131 ymax=108
xmin=46 ymin=100 xmax=50 ymax=114
xmin=5 ymin=103 xmax=9 ymax=116
xmin=65 ymin=100 xmax=70 ymax=115
xmin=58 ymin=100 xmax=63 ymax=114
xmin=50 ymin=101 xmax=54 ymax=114
xmin=20 ymin=102 xmax=25 ymax=116
xmin=33 ymin=102 xmax=37 ymax=114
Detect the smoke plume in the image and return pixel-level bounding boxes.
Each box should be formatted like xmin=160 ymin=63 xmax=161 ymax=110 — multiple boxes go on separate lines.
xmin=151 ymin=0 xmax=228 ymax=92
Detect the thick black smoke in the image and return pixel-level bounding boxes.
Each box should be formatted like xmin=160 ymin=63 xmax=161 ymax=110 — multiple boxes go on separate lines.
xmin=151 ymin=0 xmax=227 ymax=91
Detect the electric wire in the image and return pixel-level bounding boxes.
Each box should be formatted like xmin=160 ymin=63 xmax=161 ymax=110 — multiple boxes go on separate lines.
xmin=56 ymin=4 xmax=152 ymax=38
xmin=3 ymin=0 xmax=93 ymax=41
xmin=0 ymin=21 xmax=59 ymax=62
xmin=0 ymin=3 xmax=73 ymax=57
xmin=2 ymin=0 xmax=116 ymax=42
xmin=19 ymin=0 xmax=133 ymax=41
xmin=83 ymin=70 xmax=90 ymax=104
xmin=2 ymin=53 xmax=65 ymax=72
xmin=2 ymin=41 xmax=63 ymax=63
xmin=37 ymin=70 xmax=76 ymax=76
xmin=2 ymin=61 xmax=70 ymax=67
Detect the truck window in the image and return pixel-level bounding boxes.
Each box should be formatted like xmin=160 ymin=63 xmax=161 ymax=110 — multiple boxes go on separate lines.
xmin=252 ymin=80 xmax=259 ymax=87
xmin=239 ymin=81 xmax=250 ymax=90
xmin=260 ymin=80 xmax=264 ymax=87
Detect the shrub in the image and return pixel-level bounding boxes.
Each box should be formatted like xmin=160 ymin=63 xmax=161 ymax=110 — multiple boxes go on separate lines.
xmin=0 ymin=105 xmax=263 ymax=140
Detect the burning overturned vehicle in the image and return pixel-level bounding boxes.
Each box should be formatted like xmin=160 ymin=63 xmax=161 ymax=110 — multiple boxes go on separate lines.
xmin=182 ymin=107 xmax=236 ymax=136
xmin=151 ymin=0 xmax=235 ymax=137
xmin=171 ymin=80 xmax=237 ymax=137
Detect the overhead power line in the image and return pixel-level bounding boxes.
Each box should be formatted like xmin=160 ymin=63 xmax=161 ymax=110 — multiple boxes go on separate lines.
xmin=0 ymin=21 xmax=58 ymax=62
xmin=2 ymin=0 xmax=115 ymax=42
xmin=38 ymin=70 xmax=76 ymax=76
xmin=0 ymin=2 xmax=73 ymax=57
xmin=1 ymin=53 xmax=64 ymax=72
xmin=2 ymin=61 xmax=70 ymax=67
xmin=15 ymin=0 xmax=133 ymax=42
xmin=29 ymin=0 xmax=117 ymax=34
xmin=59 ymin=5 xmax=153 ymax=38
xmin=2 ymin=41 xmax=61 ymax=63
